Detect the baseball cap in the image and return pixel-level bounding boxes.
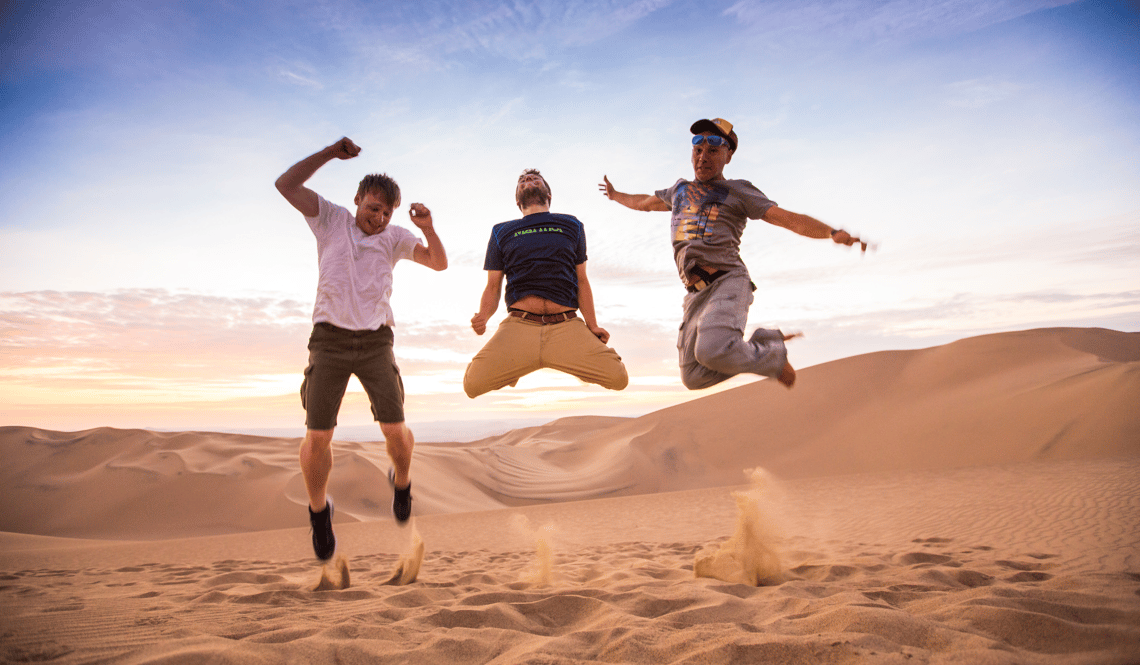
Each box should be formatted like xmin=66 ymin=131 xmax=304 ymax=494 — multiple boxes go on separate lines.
xmin=690 ymin=118 xmax=737 ymax=152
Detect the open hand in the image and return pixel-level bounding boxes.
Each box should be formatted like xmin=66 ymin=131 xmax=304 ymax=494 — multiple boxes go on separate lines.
xmin=598 ymin=175 xmax=617 ymax=200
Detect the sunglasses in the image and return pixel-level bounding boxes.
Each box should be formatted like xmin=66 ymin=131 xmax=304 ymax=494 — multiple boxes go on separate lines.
xmin=692 ymin=135 xmax=730 ymax=148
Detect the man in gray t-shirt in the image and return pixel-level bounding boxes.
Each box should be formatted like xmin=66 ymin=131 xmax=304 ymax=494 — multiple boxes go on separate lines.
xmin=600 ymin=117 xmax=869 ymax=390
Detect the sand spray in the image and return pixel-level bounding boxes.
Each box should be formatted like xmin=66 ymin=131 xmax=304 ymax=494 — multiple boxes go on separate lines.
xmin=694 ymin=467 xmax=788 ymax=585
xmin=383 ymin=521 xmax=425 ymax=585
xmin=313 ymin=555 xmax=352 ymax=591
xmin=510 ymin=513 xmax=556 ymax=585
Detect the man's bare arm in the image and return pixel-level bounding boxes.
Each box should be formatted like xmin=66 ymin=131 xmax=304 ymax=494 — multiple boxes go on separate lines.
xmin=408 ymin=203 xmax=448 ymax=271
xmin=470 ymin=270 xmax=504 ymax=335
xmin=598 ymin=176 xmax=671 ymax=212
xmin=274 ymin=137 xmax=361 ymax=217
xmin=575 ymin=262 xmax=610 ymax=344
xmin=762 ymin=206 xmax=869 ymax=252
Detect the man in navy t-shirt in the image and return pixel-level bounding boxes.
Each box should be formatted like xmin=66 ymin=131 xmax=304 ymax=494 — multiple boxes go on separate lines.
xmin=464 ymin=169 xmax=628 ymax=398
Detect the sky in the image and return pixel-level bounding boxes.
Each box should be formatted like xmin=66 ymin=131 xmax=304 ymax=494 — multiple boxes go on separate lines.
xmin=2 ymin=0 xmax=1138 ymax=439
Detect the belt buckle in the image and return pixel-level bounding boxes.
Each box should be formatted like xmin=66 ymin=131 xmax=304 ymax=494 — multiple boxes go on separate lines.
xmin=685 ymin=273 xmax=709 ymax=292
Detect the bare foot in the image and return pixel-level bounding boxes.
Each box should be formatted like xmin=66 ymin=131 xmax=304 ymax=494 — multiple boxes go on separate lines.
xmin=777 ymin=362 xmax=796 ymax=388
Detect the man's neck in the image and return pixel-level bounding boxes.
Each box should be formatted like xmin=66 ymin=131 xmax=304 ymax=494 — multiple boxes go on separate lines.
xmin=520 ymin=203 xmax=550 ymax=216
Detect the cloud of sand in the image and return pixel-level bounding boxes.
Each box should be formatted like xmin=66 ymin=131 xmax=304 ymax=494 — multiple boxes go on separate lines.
xmin=383 ymin=523 xmax=425 ymax=586
xmin=313 ymin=555 xmax=351 ymax=591
xmin=694 ymin=468 xmax=786 ymax=586
xmin=510 ymin=514 xmax=556 ymax=586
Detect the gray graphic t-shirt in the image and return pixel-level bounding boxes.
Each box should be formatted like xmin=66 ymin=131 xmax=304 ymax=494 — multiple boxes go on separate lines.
xmin=655 ymin=179 xmax=776 ymax=284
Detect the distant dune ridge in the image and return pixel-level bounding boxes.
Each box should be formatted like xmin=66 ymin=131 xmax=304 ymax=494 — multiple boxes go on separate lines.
xmin=1 ymin=327 xmax=1138 ymax=664
xmin=2 ymin=327 xmax=1136 ymax=539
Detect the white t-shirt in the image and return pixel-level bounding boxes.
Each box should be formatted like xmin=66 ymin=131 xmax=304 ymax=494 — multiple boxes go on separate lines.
xmin=305 ymin=195 xmax=421 ymax=330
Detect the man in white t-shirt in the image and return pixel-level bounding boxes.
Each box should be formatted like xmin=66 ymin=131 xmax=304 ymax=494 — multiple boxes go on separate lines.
xmin=275 ymin=137 xmax=447 ymax=560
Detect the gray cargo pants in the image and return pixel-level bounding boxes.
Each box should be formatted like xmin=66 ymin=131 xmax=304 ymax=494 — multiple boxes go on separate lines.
xmin=677 ymin=271 xmax=788 ymax=390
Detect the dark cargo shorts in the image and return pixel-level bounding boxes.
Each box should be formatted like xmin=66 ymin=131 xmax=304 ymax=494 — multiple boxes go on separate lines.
xmin=300 ymin=322 xmax=405 ymax=429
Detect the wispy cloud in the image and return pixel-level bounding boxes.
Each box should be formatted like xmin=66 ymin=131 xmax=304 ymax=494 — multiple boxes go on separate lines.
xmin=2 ymin=290 xmax=311 ymax=403
xmin=944 ymin=77 xmax=1023 ymax=108
xmin=276 ymin=66 xmax=324 ymax=90
xmin=294 ymin=0 xmax=677 ymax=66
xmin=722 ymin=0 xmax=1078 ymax=45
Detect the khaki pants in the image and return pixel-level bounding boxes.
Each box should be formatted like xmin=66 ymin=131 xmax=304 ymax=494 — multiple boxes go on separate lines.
xmin=464 ymin=316 xmax=628 ymax=398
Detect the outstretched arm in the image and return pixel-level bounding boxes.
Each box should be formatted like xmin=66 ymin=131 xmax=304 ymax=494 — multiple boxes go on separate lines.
xmin=598 ymin=175 xmax=670 ymax=212
xmin=470 ymin=270 xmax=503 ymax=335
xmin=275 ymin=137 xmax=361 ymax=217
xmin=576 ymin=262 xmax=610 ymax=344
xmin=408 ymin=203 xmax=448 ymax=271
xmin=762 ymin=206 xmax=870 ymax=252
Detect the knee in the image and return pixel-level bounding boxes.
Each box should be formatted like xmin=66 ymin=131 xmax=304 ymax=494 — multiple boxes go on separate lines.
xmin=679 ymin=363 xmax=722 ymax=391
xmin=462 ymin=373 xmax=485 ymax=399
xmin=680 ymin=371 xmax=712 ymax=391
xmin=304 ymin=429 xmax=334 ymax=450
xmin=463 ymin=379 xmax=489 ymax=399
xmin=609 ymin=366 xmax=629 ymax=391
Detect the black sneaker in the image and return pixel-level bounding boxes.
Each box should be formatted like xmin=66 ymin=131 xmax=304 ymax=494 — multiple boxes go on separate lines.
xmin=308 ymin=498 xmax=336 ymax=560
xmin=388 ymin=468 xmax=412 ymax=523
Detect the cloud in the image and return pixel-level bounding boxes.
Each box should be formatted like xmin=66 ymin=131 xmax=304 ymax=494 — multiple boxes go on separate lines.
xmin=293 ymin=0 xmax=677 ymax=67
xmin=944 ymin=77 xmax=1023 ymax=108
xmin=722 ymin=0 xmax=1079 ymax=46
xmin=276 ymin=67 xmax=324 ymax=89
xmin=1 ymin=289 xmax=312 ymax=403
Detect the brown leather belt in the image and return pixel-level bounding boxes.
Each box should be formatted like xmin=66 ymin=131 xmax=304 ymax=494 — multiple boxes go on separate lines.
xmin=684 ymin=266 xmax=728 ymax=293
xmin=508 ymin=309 xmax=577 ymax=324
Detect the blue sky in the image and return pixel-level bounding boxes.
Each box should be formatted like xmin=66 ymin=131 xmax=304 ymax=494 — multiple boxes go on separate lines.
xmin=2 ymin=0 xmax=1138 ymax=436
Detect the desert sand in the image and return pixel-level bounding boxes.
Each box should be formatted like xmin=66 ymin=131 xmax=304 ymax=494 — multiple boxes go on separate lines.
xmin=2 ymin=327 xmax=1138 ymax=664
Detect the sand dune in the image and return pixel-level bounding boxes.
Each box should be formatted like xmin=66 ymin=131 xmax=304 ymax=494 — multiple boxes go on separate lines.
xmin=1 ymin=327 xmax=1138 ymax=663
xmin=2 ymin=327 xmax=1136 ymax=539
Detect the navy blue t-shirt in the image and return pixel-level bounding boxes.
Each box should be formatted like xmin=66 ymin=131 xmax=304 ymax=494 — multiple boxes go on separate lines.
xmin=483 ymin=212 xmax=587 ymax=310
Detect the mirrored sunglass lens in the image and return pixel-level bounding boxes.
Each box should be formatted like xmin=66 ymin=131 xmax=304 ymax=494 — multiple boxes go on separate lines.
xmin=692 ymin=135 xmax=726 ymax=146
